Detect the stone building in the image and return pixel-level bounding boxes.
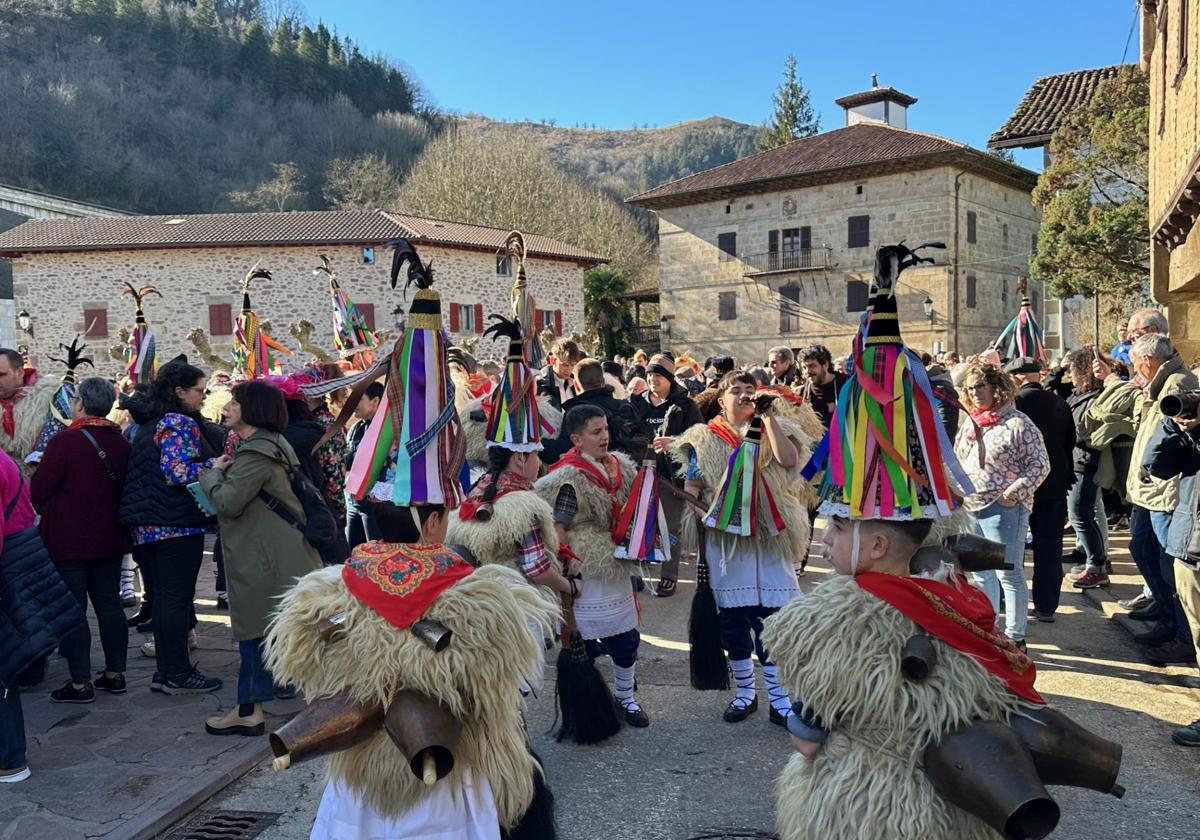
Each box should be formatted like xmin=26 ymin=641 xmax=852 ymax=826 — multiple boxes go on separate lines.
xmin=989 ymin=65 xmax=1134 ymax=357
xmin=0 ymin=210 xmax=602 ymax=376
xmin=1143 ymin=0 xmax=1200 ymax=361
xmin=627 ymin=82 xmax=1041 ymax=362
xmin=0 ymin=182 xmax=133 ymax=349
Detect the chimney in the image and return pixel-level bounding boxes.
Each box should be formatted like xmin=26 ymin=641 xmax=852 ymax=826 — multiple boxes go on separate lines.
xmin=834 ymin=75 xmax=917 ymax=129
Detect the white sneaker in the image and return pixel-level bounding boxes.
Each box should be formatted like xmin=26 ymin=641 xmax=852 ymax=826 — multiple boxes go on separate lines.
xmin=0 ymin=766 xmax=31 ymax=783
xmin=140 ymin=630 xmax=197 ymax=658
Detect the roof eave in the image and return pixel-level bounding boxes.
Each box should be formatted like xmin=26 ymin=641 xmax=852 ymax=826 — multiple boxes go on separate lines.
xmin=0 ymin=237 xmax=604 ymax=265
xmin=628 ymin=150 xmax=1037 ymax=210
xmin=987 ymin=133 xmax=1053 ymax=150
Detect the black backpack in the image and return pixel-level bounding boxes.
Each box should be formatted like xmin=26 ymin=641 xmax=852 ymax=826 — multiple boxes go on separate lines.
xmin=257 ymin=440 xmax=349 ymax=566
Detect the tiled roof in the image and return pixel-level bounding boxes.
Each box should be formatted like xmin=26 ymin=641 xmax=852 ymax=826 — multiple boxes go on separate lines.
xmin=988 ymin=65 xmax=1132 ymax=149
xmin=0 ymin=209 xmax=604 ymax=264
xmin=627 ymin=122 xmax=1036 ymax=209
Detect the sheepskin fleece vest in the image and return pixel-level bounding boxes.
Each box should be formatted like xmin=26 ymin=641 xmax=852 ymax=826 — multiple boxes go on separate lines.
xmin=1 ymin=376 xmax=58 ymax=463
xmin=264 ymin=564 xmax=560 ymax=830
xmin=445 ymin=487 xmax=561 ymax=574
xmin=534 ymin=451 xmax=636 ymax=583
xmin=764 ymin=575 xmax=1020 ymax=840
xmin=669 ymin=408 xmax=818 ymax=564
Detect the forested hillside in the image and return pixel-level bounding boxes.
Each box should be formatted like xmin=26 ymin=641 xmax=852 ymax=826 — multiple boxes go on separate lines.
xmin=0 ymin=0 xmax=431 ymax=213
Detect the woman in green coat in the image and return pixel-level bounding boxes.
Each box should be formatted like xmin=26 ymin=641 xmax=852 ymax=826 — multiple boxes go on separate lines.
xmin=198 ymin=380 xmax=322 ymax=737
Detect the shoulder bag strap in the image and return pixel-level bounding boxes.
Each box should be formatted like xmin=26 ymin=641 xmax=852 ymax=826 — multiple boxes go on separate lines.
xmin=79 ymin=428 xmax=120 ymax=486
xmin=5 ymin=470 xmax=25 ymax=519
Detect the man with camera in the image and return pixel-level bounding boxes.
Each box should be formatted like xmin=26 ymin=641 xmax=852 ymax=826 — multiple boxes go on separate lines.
xmin=1123 ymin=334 xmax=1198 ymax=667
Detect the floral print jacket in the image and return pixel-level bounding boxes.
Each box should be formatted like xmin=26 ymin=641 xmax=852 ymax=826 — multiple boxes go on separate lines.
xmin=954 ymin=403 xmax=1050 ymax=513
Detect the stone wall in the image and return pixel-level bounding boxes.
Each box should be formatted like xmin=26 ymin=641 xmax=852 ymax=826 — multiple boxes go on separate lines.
xmin=655 ymin=166 xmax=1040 ymax=361
xmin=1147 ymin=1 xmax=1200 ymax=361
xmin=9 ymin=244 xmax=585 ymax=376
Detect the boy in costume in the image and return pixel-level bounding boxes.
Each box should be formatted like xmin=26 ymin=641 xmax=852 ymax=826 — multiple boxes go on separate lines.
xmin=534 ymin=403 xmax=646 ymax=727
xmin=447 ymin=315 xmax=575 ymax=599
xmin=667 ymin=372 xmax=818 ymax=725
xmin=766 ymin=243 xmax=1124 ymax=840
xmin=265 ymin=500 xmax=560 ymax=840
xmin=265 ymin=240 xmax=560 ymax=840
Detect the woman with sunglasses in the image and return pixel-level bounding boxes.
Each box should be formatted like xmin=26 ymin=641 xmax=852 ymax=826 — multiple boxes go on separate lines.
xmin=953 ymin=360 xmax=1050 ymax=651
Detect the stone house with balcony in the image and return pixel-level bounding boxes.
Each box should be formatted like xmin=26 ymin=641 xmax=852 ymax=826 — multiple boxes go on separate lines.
xmin=0 ymin=210 xmax=602 ymax=376
xmin=1142 ymin=0 xmax=1200 ymax=361
xmin=627 ymin=82 xmax=1042 ymax=363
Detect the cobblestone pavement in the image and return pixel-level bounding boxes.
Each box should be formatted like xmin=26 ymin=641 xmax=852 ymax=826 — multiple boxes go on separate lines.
xmin=5 ymin=530 xmax=1199 ymax=840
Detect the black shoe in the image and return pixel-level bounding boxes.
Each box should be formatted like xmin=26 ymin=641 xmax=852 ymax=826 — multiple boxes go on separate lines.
xmin=50 ymin=680 xmax=96 ymax=704
xmin=1172 ymin=718 xmax=1200 ymax=746
xmin=121 ymin=594 xmax=138 ymax=608
xmin=274 ymin=685 xmax=298 ymax=701
xmin=652 ymin=578 xmax=677 ymax=598
xmin=1134 ymin=623 xmax=1175 ymax=647
xmin=215 ymin=592 xmax=229 ymax=611
xmin=723 ymin=696 xmax=758 ymax=723
xmin=769 ymin=707 xmax=789 ymax=728
xmin=93 ymin=672 xmax=127 ymax=694
xmin=1118 ymin=593 xmax=1154 ymax=611
xmin=1015 ymin=640 xmax=1027 ymax=653
xmin=126 ymin=608 xmax=152 ymax=628
xmin=136 ymin=620 xmax=153 ymax=633
xmin=1128 ymin=605 xmax=1161 ymax=622
xmin=160 ymin=667 xmax=222 ymax=695
xmin=622 ymin=705 xmax=649 ymax=728
xmin=1035 ymin=612 xmax=1056 ymax=623
xmin=1146 ymin=639 xmax=1197 ymax=667
xmin=150 ymin=672 xmax=164 ymax=693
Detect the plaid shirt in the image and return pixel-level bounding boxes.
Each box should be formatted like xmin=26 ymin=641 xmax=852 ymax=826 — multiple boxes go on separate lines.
xmin=517 ymin=516 xmax=552 ymax=578
xmin=552 ymin=484 xmax=577 ymax=526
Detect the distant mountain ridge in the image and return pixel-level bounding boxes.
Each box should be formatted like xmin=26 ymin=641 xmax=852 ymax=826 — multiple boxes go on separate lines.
xmin=453 ymin=115 xmax=762 ymax=203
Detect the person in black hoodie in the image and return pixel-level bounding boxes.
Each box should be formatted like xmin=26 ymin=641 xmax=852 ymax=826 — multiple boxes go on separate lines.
xmin=1005 ymin=356 xmax=1076 ymax=622
xmin=118 ymin=356 xmax=227 ymax=695
xmin=633 ymin=353 xmax=703 ymax=596
xmin=540 ymin=359 xmax=648 ymax=465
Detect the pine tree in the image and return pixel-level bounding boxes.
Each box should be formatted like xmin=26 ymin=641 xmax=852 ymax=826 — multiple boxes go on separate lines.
xmin=238 ymin=20 xmax=272 ymax=83
xmin=271 ymin=18 xmax=298 ymax=99
xmin=758 ymin=54 xmax=820 ymax=151
xmin=296 ymin=25 xmax=328 ymax=98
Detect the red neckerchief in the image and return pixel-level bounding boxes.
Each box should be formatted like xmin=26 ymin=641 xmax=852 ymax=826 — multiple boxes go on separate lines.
xmin=707 ymin=416 xmax=742 ymax=449
xmin=68 ymin=416 xmax=121 ymax=432
xmin=856 ymin=572 xmax=1043 ymax=704
xmin=968 ymin=406 xmax=1003 ymax=428
xmin=458 ymin=471 xmax=534 ymax=520
xmin=341 ymin=541 xmax=473 ymax=629
xmin=1 ymin=368 xmax=40 ymax=439
xmin=550 ymin=447 xmax=622 ymax=523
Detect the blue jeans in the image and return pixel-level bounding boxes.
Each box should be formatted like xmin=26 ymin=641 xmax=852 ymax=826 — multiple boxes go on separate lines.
xmin=345 ymin=494 xmax=379 ymax=549
xmin=1130 ymin=506 xmax=1189 ymax=641
xmin=0 ymin=686 xmax=26 ymax=770
xmin=969 ymin=501 xmax=1032 ymax=641
xmin=237 ymin=638 xmax=274 ymax=705
xmin=1069 ymin=470 xmax=1107 ymax=571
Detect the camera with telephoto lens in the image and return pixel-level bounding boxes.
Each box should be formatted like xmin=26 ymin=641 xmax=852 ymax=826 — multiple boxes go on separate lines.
xmin=1160 ymin=390 xmax=1200 ymax=419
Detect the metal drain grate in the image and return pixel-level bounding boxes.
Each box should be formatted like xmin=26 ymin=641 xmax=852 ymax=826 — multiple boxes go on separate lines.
xmin=162 ymin=810 xmax=281 ymax=840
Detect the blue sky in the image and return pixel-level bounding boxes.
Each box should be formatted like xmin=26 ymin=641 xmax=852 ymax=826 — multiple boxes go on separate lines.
xmin=305 ymin=0 xmax=1138 ymax=170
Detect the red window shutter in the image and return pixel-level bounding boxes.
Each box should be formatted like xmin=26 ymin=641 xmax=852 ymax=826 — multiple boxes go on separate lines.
xmin=358 ymin=303 xmax=376 ymax=331
xmin=534 ymin=310 xmax=543 ymax=332
xmin=554 ymin=310 xmax=562 ymax=335
xmin=209 ymin=303 xmax=233 ymax=336
xmin=449 ymin=303 xmax=460 ymax=332
xmin=84 ymin=308 xmax=108 ymax=337
xmin=474 ymin=303 xmax=484 ymax=334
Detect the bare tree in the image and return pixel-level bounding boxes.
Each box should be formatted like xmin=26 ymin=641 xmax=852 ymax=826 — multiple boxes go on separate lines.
xmin=322 ymin=153 xmax=401 ymax=210
xmin=228 ymin=161 xmax=306 ymax=211
xmin=396 ymin=132 xmax=654 ymax=285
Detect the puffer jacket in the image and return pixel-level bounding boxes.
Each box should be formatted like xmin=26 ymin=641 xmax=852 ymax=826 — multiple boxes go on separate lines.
xmin=1080 ymin=379 xmax=1140 ymax=495
xmin=1067 ymin=388 xmax=1102 ymax=474
xmin=0 ymin=455 xmax=85 ymax=689
xmin=1126 ymin=355 xmax=1198 ymax=511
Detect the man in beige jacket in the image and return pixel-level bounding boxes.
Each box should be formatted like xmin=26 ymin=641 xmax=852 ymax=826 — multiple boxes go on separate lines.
xmin=1125 ymin=334 xmax=1198 ymax=666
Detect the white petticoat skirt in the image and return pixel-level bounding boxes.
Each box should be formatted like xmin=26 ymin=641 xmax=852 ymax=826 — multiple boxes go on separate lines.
xmin=573 ymin=573 xmax=638 ymax=640
xmin=310 ymin=771 xmax=500 ymax=840
xmin=706 ymin=530 xmax=801 ymax=610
